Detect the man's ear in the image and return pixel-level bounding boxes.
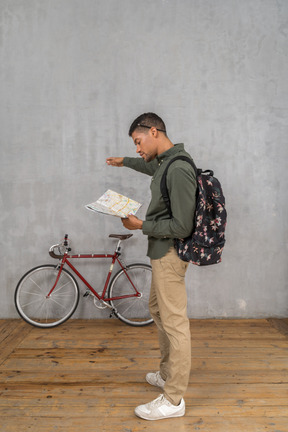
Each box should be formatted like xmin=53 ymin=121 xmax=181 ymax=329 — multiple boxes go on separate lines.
xmin=150 ymin=127 xmax=159 ymax=138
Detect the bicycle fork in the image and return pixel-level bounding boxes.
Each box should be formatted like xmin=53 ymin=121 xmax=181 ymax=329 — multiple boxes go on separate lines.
xmin=46 ymin=262 xmax=66 ymax=298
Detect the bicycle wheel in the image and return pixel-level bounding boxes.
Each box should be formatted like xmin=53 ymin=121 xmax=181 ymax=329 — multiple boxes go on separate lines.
xmin=15 ymin=264 xmax=80 ymax=328
xmin=108 ymin=263 xmax=153 ymax=327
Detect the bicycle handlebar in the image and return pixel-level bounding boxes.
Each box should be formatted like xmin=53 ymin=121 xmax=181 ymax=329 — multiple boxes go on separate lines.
xmin=49 ymin=234 xmax=70 ymax=259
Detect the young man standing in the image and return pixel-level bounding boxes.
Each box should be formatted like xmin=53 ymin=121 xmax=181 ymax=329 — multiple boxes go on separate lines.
xmin=106 ymin=113 xmax=197 ymax=420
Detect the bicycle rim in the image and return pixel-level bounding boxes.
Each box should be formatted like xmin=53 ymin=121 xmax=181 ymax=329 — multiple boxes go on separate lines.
xmin=108 ymin=263 xmax=153 ymax=326
xmin=15 ymin=265 xmax=79 ymax=328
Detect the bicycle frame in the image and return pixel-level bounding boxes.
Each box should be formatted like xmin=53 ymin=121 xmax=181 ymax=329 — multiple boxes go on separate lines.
xmin=48 ymin=240 xmax=141 ymax=303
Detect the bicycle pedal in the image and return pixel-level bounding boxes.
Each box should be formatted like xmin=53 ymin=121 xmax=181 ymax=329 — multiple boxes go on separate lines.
xmin=109 ymin=309 xmax=116 ymax=318
xmin=83 ymin=290 xmax=90 ymax=298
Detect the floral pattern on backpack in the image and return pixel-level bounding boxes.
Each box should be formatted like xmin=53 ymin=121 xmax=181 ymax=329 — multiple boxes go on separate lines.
xmin=160 ymin=156 xmax=227 ymax=266
xmin=175 ymin=170 xmax=227 ymax=265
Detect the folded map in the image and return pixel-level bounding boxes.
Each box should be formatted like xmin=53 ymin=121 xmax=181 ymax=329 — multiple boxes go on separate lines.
xmin=85 ymin=189 xmax=142 ymax=218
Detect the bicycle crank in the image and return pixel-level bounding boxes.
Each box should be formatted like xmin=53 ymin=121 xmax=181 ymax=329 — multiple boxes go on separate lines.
xmin=83 ymin=290 xmax=111 ymax=310
xmin=93 ymin=296 xmax=110 ymax=310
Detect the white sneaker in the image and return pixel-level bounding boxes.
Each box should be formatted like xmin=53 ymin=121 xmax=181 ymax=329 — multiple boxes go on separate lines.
xmin=146 ymin=371 xmax=165 ymax=389
xmin=135 ymin=394 xmax=185 ymax=421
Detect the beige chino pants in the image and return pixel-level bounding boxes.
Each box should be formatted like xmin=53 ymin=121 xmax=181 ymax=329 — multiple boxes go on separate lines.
xmin=149 ymin=247 xmax=191 ymax=405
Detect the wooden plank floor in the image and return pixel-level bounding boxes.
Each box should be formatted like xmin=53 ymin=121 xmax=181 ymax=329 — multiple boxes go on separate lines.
xmin=0 ymin=318 xmax=288 ymax=432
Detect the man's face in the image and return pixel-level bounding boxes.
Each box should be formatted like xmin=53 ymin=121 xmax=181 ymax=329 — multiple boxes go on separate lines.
xmin=131 ymin=129 xmax=157 ymax=163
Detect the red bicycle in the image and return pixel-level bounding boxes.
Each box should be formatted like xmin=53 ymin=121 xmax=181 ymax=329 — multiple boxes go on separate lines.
xmin=15 ymin=234 xmax=153 ymax=328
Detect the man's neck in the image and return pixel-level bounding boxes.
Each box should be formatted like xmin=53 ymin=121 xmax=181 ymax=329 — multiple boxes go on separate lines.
xmin=156 ymin=138 xmax=174 ymax=156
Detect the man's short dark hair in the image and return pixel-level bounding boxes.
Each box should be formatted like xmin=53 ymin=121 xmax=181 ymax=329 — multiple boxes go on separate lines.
xmin=128 ymin=113 xmax=166 ymax=136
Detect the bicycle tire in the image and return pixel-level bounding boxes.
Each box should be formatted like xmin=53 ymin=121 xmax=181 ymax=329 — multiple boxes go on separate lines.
xmin=15 ymin=264 xmax=80 ymax=328
xmin=108 ymin=263 xmax=153 ymax=327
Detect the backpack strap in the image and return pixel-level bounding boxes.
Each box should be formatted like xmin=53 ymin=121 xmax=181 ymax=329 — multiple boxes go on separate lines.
xmin=160 ymin=155 xmax=198 ymax=218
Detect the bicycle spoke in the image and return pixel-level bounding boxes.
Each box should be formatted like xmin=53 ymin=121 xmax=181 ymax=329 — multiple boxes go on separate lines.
xmin=51 ymin=292 xmax=73 ymax=298
xmin=48 ymin=296 xmax=70 ymax=310
xmin=114 ymin=298 xmax=135 ymax=315
xmin=29 ymin=277 xmax=45 ymax=292
xmin=21 ymin=291 xmax=43 ymax=297
xmin=37 ymin=297 xmax=50 ymax=320
xmin=44 ymin=302 xmax=50 ymax=322
xmin=21 ymin=297 xmax=43 ymax=309
xmin=52 ymin=280 xmax=71 ymax=294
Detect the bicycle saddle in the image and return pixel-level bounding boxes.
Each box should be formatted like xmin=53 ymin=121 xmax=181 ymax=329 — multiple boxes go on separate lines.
xmin=109 ymin=234 xmax=133 ymax=240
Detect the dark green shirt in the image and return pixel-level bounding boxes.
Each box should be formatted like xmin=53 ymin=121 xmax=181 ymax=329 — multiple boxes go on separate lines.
xmin=123 ymin=144 xmax=197 ymax=259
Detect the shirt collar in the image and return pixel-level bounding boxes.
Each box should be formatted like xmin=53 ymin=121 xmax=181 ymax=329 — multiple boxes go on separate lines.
xmin=156 ymin=143 xmax=184 ymax=163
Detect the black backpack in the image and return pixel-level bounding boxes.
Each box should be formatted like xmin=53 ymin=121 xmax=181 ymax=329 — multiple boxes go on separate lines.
xmin=160 ymin=156 xmax=227 ymax=266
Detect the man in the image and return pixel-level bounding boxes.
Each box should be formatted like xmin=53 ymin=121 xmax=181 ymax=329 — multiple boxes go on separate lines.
xmin=106 ymin=113 xmax=196 ymax=420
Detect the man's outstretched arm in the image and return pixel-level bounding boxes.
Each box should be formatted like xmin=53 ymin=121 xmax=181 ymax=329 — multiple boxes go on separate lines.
xmin=107 ymin=156 xmax=157 ymax=176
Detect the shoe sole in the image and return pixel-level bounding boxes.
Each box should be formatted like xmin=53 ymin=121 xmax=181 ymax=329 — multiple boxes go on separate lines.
xmin=135 ymin=407 xmax=185 ymax=421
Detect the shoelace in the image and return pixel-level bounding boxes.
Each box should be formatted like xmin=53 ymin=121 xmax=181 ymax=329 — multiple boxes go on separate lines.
xmin=147 ymin=394 xmax=171 ymax=409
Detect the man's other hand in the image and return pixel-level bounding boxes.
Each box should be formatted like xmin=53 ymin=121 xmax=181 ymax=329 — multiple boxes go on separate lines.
xmin=106 ymin=157 xmax=124 ymax=167
xmin=121 ymin=215 xmax=143 ymax=230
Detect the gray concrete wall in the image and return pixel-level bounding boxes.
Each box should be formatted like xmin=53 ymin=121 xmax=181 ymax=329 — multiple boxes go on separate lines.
xmin=1 ymin=0 xmax=287 ymax=319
